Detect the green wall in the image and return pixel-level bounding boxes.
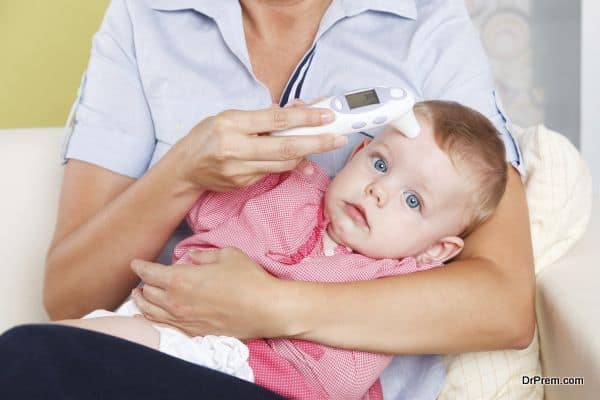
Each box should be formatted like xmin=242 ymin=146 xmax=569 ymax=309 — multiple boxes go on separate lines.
xmin=0 ymin=0 xmax=110 ymax=128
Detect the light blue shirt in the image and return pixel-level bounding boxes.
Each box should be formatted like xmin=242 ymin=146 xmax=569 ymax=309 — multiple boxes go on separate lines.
xmin=61 ymin=1 xmax=524 ymax=398
xmin=62 ymin=0 xmax=522 ymax=179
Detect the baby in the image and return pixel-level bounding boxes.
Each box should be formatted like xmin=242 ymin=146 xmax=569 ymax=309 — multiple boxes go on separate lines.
xmin=58 ymin=100 xmax=507 ymax=400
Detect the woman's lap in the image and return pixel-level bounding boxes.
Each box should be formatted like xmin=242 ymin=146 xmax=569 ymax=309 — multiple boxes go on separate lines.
xmin=0 ymin=324 xmax=286 ymax=400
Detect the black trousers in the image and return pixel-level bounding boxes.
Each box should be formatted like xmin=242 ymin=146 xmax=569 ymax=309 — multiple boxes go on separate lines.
xmin=0 ymin=324 xmax=287 ymax=399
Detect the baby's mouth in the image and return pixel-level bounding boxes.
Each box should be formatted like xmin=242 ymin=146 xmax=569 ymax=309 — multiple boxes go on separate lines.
xmin=343 ymin=202 xmax=369 ymax=229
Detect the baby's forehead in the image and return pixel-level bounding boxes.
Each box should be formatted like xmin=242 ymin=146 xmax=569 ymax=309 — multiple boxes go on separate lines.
xmin=370 ymin=126 xmax=436 ymax=152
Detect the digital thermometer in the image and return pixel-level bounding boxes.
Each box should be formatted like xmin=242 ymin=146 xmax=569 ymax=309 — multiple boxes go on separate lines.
xmin=273 ymin=87 xmax=421 ymax=138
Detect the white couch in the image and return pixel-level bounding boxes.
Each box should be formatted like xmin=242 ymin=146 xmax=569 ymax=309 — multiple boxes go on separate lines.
xmin=1 ymin=127 xmax=598 ymax=399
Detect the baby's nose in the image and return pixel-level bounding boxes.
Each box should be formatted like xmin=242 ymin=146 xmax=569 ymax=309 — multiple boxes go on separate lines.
xmin=367 ymin=185 xmax=387 ymax=206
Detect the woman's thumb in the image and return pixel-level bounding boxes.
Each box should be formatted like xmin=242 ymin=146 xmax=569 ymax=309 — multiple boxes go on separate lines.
xmin=299 ymin=158 xmax=314 ymax=176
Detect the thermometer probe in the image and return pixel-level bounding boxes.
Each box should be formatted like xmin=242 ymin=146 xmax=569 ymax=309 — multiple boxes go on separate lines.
xmin=273 ymin=87 xmax=420 ymax=138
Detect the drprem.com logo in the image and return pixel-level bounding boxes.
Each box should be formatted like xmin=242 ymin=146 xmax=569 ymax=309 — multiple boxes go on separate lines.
xmin=522 ymin=375 xmax=585 ymax=385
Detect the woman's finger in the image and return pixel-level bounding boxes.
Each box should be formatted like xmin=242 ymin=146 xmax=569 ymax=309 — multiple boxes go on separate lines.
xmin=131 ymin=288 xmax=175 ymax=322
xmin=284 ymin=98 xmax=306 ymax=108
xmin=242 ymin=158 xmax=314 ymax=176
xmin=131 ymin=259 xmax=171 ymax=289
xmin=307 ymin=96 xmax=327 ymax=105
xmin=217 ymin=106 xmax=333 ymax=135
xmin=284 ymin=96 xmax=328 ymax=109
xmin=206 ymin=158 xmax=308 ymax=186
xmin=234 ymin=133 xmax=346 ymax=162
xmin=138 ymin=284 xmax=169 ymax=309
xmin=187 ymin=249 xmax=220 ymax=265
xmin=225 ymin=159 xmax=303 ymax=176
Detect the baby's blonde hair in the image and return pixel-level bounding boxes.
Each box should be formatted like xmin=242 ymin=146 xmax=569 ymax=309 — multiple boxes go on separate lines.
xmin=414 ymin=101 xmax=508 ymax=237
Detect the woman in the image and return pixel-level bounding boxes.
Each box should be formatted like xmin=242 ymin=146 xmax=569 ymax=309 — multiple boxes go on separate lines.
xmin=2 ymin=0 xmax=535 ymax=398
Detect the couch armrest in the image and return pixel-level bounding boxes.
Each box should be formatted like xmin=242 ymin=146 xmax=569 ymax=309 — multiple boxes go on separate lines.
xmin=536 ymin=198 xmax=600 ymax=399
xmin=0 ymin=128 xmax=64 ymax=332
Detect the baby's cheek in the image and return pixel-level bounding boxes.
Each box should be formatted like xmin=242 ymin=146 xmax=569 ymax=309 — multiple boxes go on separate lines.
xmin=404 ymin=235 xmax=434 ymax=258
xmin=371 ymin=228 xmax=414 ymax=258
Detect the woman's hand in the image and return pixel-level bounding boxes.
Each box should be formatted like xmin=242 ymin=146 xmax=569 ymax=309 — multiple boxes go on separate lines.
xmin=130 ymin=248 xmax=291 ymax=339
xmin=174 ymin=105 xmax=347 ymax=193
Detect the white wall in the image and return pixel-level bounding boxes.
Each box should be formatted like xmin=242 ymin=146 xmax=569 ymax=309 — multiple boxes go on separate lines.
xmin=581 ymin=0 xmax=600 ymax=195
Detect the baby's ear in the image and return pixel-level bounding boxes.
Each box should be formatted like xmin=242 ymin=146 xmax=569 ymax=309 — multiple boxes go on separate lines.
xmin=415 ymin=236 xmax=464 ymax=265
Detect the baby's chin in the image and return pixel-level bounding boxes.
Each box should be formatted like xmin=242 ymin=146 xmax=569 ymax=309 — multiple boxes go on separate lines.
xmin=326 ymin=226 xmax=409 ymax=259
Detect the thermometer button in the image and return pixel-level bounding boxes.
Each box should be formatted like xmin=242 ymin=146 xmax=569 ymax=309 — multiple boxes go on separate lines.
xmin=373 ymin=116 xmax=387 ymax=125
xmin=351 ymin=121 xmax=367 ymax=129
xmin=390 ymin=88 xmax=406 ymax=98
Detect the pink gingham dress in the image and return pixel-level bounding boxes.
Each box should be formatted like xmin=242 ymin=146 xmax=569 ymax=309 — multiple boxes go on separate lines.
xmin=173 ymin=161 xmax=442 ymax=400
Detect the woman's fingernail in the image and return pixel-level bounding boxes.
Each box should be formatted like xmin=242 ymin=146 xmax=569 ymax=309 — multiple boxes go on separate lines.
xmin=334 ymin=135 xmax=348 ymax=147
xmin=321 ymin=112 xmax=333 ymax=123
xmin=131 ymin=260 xmax=139 ymax=271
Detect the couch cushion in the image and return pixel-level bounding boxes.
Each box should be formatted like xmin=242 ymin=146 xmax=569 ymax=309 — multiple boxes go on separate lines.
xmin=0 ymin=128 xmax=63 ymax=331
xmin=536 ymin=197 xmax=599 ymax=399
xmin=517 ymin=125 xmax=593 ymax=273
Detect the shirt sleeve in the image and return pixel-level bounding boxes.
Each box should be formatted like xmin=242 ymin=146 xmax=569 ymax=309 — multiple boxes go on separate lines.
xmin=416 ymin=0 xmax=524 ymax=175
xmin=60 ymin=0 xmax=156 ymax=179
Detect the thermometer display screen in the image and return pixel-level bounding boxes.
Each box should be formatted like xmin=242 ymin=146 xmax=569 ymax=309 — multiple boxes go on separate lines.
xmin=346 ymin=90 xmax=380 ymax=109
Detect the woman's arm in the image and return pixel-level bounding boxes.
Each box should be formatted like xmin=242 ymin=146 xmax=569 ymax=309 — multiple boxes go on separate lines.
xmin=44 ymin=147 xmax=201 ymax=320
xmin=132 ymin=165 xmax=535 ymax=353
xmin=44 ymin=107 xmax=341 ymax=321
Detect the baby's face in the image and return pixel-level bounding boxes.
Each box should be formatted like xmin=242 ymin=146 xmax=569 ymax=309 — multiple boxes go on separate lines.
xmin=324 ymin=119 xmax=473 ymax=259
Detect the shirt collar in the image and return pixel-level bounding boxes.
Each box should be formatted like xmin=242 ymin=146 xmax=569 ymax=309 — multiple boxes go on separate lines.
xmin=147 ymin=1 xmax=228 ymax=20
xmin=341 ymin=0 xmax=417 ymax=20
xmin=147 ymin=0 xmax=418 ymax=21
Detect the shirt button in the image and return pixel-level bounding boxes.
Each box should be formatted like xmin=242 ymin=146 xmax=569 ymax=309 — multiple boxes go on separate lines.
xmin=324 ymin=248 xmax=335 ymax=257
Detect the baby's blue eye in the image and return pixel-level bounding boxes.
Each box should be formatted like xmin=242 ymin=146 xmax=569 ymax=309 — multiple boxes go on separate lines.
xmin=372 ymin=157 xmax=387 ymax=173
xmin=404 ymin=192 xmax=421 ymax=210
